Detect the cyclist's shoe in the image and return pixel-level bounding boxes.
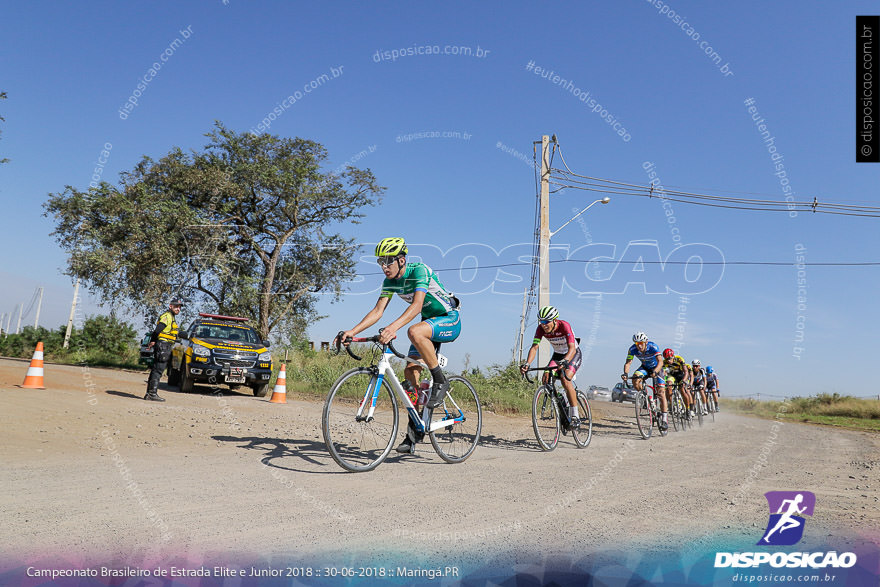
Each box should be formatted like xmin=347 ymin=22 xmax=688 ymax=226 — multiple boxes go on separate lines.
xmin=688 ymin=409 xmax=695 ymax=419
xmin=702 ymin=408 xmax=709 ymax=416
xmin=395 ymin=440 xmax=416 ymax=454
xmin=658 ymin=419 xmax=668 ymax=432
xmin=427 ymin=380 xmax=450 ymax=408
xmin=570 ymin=416 xmax=581 ymax=430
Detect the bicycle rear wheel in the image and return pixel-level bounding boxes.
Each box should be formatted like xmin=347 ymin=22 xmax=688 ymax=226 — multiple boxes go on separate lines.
xmin=429 ymin=375 xmax=482 ymax=463
xmin=322 ymin=367 xmax=398 ymax=472
xmin=572 ymin=391 xmax=592 ymax=448
xmin=532 ymin=385 xmax=560 ymax=450
xmin=635 ymin=391 xmax=652 ymax=439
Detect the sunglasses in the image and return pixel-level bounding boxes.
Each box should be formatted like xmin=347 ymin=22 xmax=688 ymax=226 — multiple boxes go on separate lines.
xmin=376 ymin=256 xmax=400 ymax=267
xmin=539 ymin=319 xmax=553 ymax=325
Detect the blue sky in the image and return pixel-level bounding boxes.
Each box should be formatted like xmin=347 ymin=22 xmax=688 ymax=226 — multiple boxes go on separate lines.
xmin=1 ymin=1 xmax=877 ymax=397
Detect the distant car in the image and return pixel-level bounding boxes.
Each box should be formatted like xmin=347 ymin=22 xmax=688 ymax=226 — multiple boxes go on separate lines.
xmin=612 ymin=382 xmax=637 ymax=403
xmin=589 ymin=385 xmax=612 ymax=401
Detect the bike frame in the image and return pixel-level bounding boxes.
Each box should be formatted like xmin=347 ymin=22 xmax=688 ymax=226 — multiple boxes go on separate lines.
xmin=356 ymin=347 xmax=467 ymax=434
xmin=526 ymin=366 xmax=578 ymax=425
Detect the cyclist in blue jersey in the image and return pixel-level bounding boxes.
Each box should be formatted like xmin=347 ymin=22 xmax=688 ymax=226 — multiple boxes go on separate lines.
xmin=336 ymin=237 xmax=461 ymax=454
xmin=706 ymin=366 xmax=720 ymax=412
xmin=622 ymin=332 xmax=669 ymax=431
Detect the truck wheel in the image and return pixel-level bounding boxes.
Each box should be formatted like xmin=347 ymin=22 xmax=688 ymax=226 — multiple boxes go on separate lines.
xmin=252 ymin=383 xmax=269 ymax=397
xmin=179 ymin=364 xmax=194 ymax=393
xmin=167 ymin=362 xmax=180 ymax=386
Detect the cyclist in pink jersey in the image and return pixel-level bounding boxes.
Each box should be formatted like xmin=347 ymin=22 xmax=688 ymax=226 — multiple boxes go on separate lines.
xmin=520 ymin=306 xmax=583 ymax=429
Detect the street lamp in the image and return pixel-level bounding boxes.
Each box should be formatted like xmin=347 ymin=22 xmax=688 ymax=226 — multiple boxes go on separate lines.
xmin=535 ymin=195 xmax=610 ymax=365
xmin=549 ymin=197 xmax=610 ymax=238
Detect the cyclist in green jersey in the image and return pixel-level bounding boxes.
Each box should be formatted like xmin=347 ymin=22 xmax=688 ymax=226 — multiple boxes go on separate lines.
xmin=336 ymin=237 xmax=461 ymax=454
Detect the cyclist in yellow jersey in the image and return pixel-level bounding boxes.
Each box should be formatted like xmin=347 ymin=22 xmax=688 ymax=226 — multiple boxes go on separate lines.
xmin=662 ymin=348 xmax=694 ymax=416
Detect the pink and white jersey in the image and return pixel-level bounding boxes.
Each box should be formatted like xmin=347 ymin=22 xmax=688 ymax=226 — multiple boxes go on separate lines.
xmin=533 ymin=319 xmax=578 ymax=354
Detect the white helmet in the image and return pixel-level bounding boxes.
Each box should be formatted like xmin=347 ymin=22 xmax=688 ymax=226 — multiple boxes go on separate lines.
xmin=632 ymin=332 xmax=648 ymax=343
xmin=692 ymin=359 xmax=701 ymax=367
xmin=538 ymin=306 xmax=559 ymax=321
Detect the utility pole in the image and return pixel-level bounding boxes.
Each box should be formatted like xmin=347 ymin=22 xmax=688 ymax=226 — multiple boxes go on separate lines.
xmin=33 ymin=287 xmax=43 ymax=329
xmin=63 ymin=279 xmax=80 ymax=349
xmin=538 ymin=135 xmax=552 ymax=366
xmin=513 ymin=288 xmax=529 ymax=365
xmin=0 ymin=312 xmax=4 ymax=336
xmin=4 ymin=312 xmax=10 ymax=338
xmin=15 ymin=304 xmax=22 ymax=334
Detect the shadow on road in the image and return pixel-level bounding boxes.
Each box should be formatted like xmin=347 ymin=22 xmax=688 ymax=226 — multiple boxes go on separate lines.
xmin=213 ymin=434 xmax=345 ymax=474
xmin=477 ymin=433 xmax=537 ymax=452
xmin=104 ymin=389 xmax=143 ymax=400
xmin=212 ymin=433 xmax=469 ymax=472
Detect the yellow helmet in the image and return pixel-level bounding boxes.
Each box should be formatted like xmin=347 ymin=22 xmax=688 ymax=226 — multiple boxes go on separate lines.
xmin=375 ymin=237 xmax=407 ymax=257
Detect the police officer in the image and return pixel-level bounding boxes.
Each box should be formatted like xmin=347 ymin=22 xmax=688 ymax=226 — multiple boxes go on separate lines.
xmin=145 ymin=298 xmax=183 ymax=401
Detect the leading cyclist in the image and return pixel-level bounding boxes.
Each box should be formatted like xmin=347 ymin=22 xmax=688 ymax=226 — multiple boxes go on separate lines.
xmin=622 ymin=332 xmax=668 ymax=432
xmin=335 ymin=237 xmax=461 ymax=454
xmin=520 ymin=306 xmax=583 ymax=429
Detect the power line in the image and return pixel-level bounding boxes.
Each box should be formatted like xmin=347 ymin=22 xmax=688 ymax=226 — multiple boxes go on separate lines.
xmin=551 ymin=143 xmax=880 ymax=218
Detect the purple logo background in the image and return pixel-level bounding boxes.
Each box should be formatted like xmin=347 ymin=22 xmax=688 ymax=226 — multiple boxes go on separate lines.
xmin=758 ymin=491 xmax=816 ymax=546
xmin=765 ymin=491 xmax=816 ymax=516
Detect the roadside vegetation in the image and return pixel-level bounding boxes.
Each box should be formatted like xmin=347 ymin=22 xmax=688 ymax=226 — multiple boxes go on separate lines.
xmin=15 ymin=321 xmax=876 ymax=430
xmin=274 ymin=342 xmax=535 ymax=414
xmin=0 ymin=316 xmax=142 ymax=369
xmin=722 ymin=394 xmax=880 ymax=432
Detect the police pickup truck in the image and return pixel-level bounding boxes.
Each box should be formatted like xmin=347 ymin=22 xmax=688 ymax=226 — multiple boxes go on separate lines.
xmin=168 ymin=313 xmax=273 ymax=397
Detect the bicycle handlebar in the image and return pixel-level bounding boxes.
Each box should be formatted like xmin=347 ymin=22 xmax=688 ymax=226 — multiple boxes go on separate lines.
xmin=333 ymin=330 xmax=415 ymax=364
xmin=521 ymin=364 xmax=572 ymax=385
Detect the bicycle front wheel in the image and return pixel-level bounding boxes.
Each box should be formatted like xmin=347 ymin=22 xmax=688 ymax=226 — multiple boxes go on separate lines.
xmin=670 ymin=391 xmax=682 ymax=432
xmin=572 ymin=391 xmax=592 ymax=448
xmin=322 ymin=367 xmax=398 ymax=472
xmin=532 ymin=385 xmax=560 ymax=451
xmin=635 ymin=391 xmax=652 ymax=439
xmin=429 ymin=375 xmax=482 ymax=463
xmin=694 ymin=391 xmax=704 ymax=427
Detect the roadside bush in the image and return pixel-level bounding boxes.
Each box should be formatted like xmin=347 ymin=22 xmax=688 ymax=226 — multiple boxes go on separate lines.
xmin=0 ymin=315 xmax=140 ymax=368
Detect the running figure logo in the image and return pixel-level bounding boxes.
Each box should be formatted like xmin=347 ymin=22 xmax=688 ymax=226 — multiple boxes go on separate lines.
xmin=758 ymin=491 xmax=816 ymax=546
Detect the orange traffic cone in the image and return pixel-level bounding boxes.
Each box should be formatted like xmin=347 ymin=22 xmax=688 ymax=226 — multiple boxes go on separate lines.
xmin=21 ymin=342 xmax=46 ymax=389
xmin=269 ymin=364 xmax=287 ymax=403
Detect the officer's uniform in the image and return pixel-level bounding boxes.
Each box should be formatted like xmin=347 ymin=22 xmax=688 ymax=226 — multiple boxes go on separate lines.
xmin=145 ymin=306 xmax=180 ymax=401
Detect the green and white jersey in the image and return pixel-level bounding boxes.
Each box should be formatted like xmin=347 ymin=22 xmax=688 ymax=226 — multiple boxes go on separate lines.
xmin=380 ymin=262 xmax=457 ymax=319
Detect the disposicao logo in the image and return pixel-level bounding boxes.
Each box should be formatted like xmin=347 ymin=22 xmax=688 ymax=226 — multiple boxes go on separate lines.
xmin=759 ymin=490 xmax=815 ymax=546
xmin=714 ymin=491 xmax=858 ymax=569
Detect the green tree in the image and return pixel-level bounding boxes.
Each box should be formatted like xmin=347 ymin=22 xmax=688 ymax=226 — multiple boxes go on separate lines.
xmin=45 ymin=122 xmax=384 ymax=339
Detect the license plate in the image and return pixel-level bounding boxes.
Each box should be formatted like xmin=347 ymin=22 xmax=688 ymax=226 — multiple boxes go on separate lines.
xmin=226 ymin=367 xmax=247 ymax=384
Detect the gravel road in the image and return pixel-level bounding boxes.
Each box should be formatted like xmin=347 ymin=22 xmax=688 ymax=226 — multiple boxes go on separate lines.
xmin=1 ymin=358 xmax=877 ymax=572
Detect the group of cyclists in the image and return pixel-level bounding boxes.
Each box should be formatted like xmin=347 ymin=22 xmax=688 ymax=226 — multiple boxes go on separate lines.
xmin=622 ymin=333 xmax=720 ymax=432
xmin=334 ymin=237 xmax=721 ymax=452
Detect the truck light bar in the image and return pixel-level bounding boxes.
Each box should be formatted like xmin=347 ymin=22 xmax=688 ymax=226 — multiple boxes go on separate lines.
xmin=198 ymin=313 xmax=249 ymax=322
